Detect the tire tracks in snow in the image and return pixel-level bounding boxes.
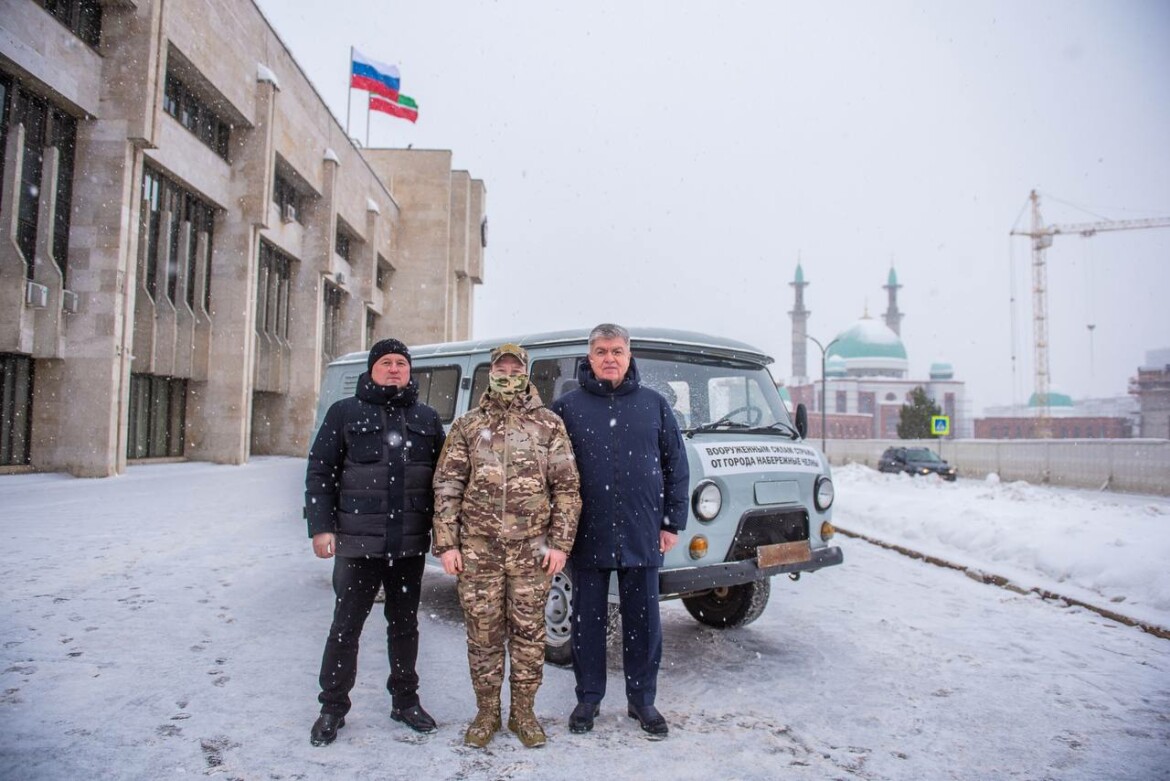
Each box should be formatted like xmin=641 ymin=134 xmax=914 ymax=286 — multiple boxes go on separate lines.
xmin=834 ymin=526 xmax=1170 ymax=641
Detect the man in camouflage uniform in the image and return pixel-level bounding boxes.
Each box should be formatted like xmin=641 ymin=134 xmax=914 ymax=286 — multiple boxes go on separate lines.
xmin=433 ymin=343 xmax=581 ymax=749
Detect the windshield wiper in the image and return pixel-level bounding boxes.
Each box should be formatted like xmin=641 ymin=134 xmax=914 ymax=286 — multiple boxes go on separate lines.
xmin=684 ymin=414 xmax=753 ymax=438
xmin=746 ymin=421 xmax=801 ymax=439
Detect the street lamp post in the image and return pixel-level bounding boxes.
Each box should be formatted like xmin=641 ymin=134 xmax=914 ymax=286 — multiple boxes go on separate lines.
xmin=806 ymin=335 xmax=839 ymax=454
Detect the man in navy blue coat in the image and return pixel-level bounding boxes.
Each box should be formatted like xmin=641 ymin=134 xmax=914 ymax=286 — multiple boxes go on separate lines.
xmin=550 ymin=323 xmax=690 ymax=738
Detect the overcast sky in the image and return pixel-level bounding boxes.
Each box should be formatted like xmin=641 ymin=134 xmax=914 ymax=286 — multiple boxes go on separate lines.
xmin=254 ymin=0 xmax=1170 ymax=414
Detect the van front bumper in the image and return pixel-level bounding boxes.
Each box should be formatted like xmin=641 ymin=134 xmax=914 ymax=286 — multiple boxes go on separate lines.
xmin=660 ymin=544 xmax=844 ymax=596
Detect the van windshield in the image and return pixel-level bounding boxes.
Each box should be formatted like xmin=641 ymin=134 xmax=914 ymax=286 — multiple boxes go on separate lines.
xmin=532 ymin=349 xmax=797 ymax=437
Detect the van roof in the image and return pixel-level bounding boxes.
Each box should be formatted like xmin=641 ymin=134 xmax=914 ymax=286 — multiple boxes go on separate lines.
xmin=334 ymin=327 xmax=773 ymax=367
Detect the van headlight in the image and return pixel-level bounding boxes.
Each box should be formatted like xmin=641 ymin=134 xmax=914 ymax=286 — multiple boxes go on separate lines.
xmin=692 ymin=480 xmax=722 ymax=521
xmin=814 ymin=476 xmax=834 ymax=511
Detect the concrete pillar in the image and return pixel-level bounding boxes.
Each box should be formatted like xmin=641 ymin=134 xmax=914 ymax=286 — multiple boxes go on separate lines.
xmin=0 ymin=124 xmax=34 ymax=355
xmin=32 ymin=145 xmax=65 ymax=359
xmin=152 ymin=207 xmax=178 ymax=375
xmin=173 ymin=221 xmax=195 ymax=378
xmin=27 ymin=0 xmax=162 ymax=476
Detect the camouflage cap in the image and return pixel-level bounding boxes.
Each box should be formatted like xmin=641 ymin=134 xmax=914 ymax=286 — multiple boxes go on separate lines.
xmin=490 ymin=342 xmax=529 ymax=367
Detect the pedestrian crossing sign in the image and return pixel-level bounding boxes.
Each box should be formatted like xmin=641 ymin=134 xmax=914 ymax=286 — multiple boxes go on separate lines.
xmin=931 ymin=415 xmax=951 ymax=436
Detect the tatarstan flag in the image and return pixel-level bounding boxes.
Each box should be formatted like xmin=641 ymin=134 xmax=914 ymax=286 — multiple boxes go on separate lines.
xmin=370 ymin=93 xmax=418 ymax=123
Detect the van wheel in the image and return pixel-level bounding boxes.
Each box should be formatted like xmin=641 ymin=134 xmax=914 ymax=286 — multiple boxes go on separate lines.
xmin=544 ymin=567 xmax=622 ymax=666
xmin=545 ymin=566 xmax=575 ymax=666
xmin=682 ymin=578 xmax=770 ymax=628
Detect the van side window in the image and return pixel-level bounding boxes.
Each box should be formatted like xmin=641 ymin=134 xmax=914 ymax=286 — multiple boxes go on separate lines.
xmin=412 ymin=365 xmax=460 ymax=422
xmin=531 ymin=358 xmax=578 ymax=401
xmin=470 ymin=363 xmax=491 ymax=406
xmin=472 ymin=358 xmax=576 ymax=404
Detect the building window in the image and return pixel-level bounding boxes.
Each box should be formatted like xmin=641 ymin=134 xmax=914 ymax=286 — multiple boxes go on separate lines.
xmin=127 ymin=374 xmax=187 ymax=459
xmin=0 ymin=80 xmax=78 ymax=282
xmin=365 ymin=309 xmax=377 ymax=348
xmin=335 ymin=230 xmax=350 ymax=262
xmin=322 ymin=282 xmax=344 ymax=364
xmin=835 ymin=390 xmax=847 ymax=413
xmin=273 ymin=172 xmax=300 ymax=223
xmin=141 ymin=165 xmax=216 ymax=309
xmin=376 ymin=259 xmax=392 ymax=290
xmin=36 ymin=0 xmax=102 ymax=48
xmin=257 ymin=241 xmax=292 ymax=339
xmin=858 ymin=392 xmax=875 ymax=415
xmin=163 ymin=72 xmax=231 ymax=160
xmin=1 ymin=354 xmax=34 ymax=466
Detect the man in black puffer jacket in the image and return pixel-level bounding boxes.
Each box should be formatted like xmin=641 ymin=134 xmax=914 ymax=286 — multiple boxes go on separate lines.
xmin=304 ymin=338 xmax=446 ymax=747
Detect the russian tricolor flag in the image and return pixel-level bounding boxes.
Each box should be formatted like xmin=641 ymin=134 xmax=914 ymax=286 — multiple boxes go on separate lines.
xmin=351 ymin=50 xmax=400 ymax=100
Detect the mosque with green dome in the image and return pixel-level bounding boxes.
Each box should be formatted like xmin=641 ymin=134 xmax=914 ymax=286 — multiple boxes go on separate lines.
xmin=786 ymin=265 xmax=969 ymax=439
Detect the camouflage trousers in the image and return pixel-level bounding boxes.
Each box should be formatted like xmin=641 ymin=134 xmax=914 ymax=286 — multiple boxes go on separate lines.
xmin=457 ymin=535 xmax=551 ymax=696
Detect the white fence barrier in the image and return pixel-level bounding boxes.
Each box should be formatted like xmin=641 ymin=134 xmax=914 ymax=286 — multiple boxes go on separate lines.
xmin=827 ymin=439 xmax=1170 ymax=497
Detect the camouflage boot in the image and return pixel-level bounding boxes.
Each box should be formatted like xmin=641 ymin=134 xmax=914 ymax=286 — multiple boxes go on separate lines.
xmin=507 ymin=688 xmax=546 ymax=748
xmin=463 ymin=690 xmax=501 ymax=749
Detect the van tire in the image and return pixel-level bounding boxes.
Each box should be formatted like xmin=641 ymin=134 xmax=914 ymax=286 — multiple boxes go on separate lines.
xmin=545 ymin=565 xmax=575 ymax=666
xmin=682 ymin=578 xmax=770 ymax=628
xmin=544 ymin=568 xmax=623 ymax=667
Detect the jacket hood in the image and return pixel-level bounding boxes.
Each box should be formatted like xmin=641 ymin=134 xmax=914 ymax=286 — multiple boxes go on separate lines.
xmin=575 ymin=355 xmax=641 ymax=397
xmin=355 ymin=372 xmax=420 ymax=408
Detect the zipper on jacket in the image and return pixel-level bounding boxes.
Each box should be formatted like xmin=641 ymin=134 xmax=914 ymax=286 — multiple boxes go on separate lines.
xmin=500 ymin=404 xmax=510 ymax=527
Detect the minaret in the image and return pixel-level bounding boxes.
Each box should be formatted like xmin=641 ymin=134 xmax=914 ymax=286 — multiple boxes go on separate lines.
xmin=883 ymin=266 xmax=903 ymax=336
xmin=789 ymin=262 xmax=810 ymax=380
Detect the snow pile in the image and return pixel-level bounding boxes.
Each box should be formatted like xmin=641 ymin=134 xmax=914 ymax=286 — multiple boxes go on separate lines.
xmin=832 ymin=462 xmax=1170 ymax=630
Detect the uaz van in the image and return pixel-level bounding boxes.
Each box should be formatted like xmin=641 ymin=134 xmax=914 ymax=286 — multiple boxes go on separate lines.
xmin=314 ymin=327 xmax=844 ymax=663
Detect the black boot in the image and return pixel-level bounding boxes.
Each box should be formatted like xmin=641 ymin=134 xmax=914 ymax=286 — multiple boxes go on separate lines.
xmin=569 ymin=701 xmax=599 ymax=734
xmin=391 ymin=703 xmax=437 ymax=733
xmin=627 ymin=703 xmax=668 ymax=738
xmin=310 ymin=713 xmax=345 ymax=746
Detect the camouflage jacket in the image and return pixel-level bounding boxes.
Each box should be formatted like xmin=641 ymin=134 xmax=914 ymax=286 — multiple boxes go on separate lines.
xmin=433 ymin=385 xmax=581 ymax=555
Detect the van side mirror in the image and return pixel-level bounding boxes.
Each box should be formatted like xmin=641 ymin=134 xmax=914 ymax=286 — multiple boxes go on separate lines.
xmin=795 ymin=403 xmax=808 ymax=439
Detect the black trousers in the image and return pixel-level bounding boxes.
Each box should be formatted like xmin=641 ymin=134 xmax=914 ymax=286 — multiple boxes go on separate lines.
xmin=317 ymin=554 xmax=425 ymax=716
xmin=571 ymin=566 xmax=662 ymax=708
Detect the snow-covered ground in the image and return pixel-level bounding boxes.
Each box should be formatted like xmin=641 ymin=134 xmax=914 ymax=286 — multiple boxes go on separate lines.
xmin=1 ymin=457 xmax=1167 ymax=780
xmin=832 ymin=463 xmax=1170 ymax=633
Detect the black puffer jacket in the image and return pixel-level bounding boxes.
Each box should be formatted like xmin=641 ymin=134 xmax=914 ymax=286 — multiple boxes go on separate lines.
xmin=305 ymin=374 xmax=446 ymax=558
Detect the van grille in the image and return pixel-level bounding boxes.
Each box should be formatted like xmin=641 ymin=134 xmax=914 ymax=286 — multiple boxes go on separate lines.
xmin=726 ymin=509 xmax=809 ymax=561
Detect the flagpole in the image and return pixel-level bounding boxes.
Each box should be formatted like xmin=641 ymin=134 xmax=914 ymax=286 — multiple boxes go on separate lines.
xmin=345 ymin=46 xmax=353 ymax=136
xmin=366 ymin=98 xmax=371 ymax=148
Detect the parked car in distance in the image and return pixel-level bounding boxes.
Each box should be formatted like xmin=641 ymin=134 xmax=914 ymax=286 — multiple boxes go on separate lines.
xmin=878 ymin=446 xmax=958 ymax=481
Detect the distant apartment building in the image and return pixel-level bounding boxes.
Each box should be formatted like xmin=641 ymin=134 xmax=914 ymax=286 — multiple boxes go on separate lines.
xmin=0 ymin=0 xmax=486 ymax=476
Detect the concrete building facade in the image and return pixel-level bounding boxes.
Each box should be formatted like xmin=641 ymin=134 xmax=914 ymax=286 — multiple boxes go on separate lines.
xmin=0 ymin=0 xmax=486 ymax=476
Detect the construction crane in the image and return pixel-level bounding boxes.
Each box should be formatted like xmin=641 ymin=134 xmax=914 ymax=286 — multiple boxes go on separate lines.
xmin=1010 ymin=190 xmax=1170 ymax=435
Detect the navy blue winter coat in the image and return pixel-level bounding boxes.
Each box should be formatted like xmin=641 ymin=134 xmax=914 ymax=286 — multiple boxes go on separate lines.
xmin=550 ymin=356 xmax=689 ymax=569
xmin=305 ymin=374 xmax=445 ymax=559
